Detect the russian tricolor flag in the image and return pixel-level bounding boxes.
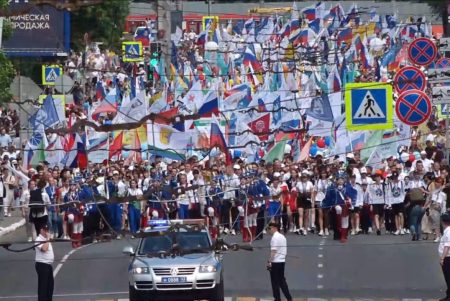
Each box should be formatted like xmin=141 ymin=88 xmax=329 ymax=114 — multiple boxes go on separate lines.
xmin=197 ymin=91 xmax=219 ymax=117
xmin=210 ymin=115 xmax=232 ymax=165
xmin=337 ymin=27 xmax=352 ymax=47
xmin=302 ymin=6 xmax=316 ymax=22
xmin=243 ymin=47 xmax=263 ymax=73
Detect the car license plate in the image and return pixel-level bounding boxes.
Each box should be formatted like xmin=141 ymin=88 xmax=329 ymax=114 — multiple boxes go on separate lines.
xmin=161 ymin=277 xmax=187 ymax=283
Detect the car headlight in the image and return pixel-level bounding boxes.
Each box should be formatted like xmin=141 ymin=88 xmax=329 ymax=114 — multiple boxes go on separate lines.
xmin=132 ymin=267 xmax=150 ymax=274
xmin=199 ymin=265 xmax=217 ymax=273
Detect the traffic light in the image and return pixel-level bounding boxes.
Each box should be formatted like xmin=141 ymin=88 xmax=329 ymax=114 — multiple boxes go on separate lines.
xmin=148 ymin=42 xmax=161 ymax=82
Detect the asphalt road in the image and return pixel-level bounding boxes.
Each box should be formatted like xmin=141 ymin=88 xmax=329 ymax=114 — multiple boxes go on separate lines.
xmin=0 ymin=227 xmax=446 ymax=301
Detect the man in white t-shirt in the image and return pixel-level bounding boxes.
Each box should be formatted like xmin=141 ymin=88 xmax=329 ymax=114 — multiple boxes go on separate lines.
xmin=267 ymin=222 xmax=292 ymax=301
xmin=35 ymin=224 xmax=54 ymax=301
xmin=439 ymin=212 xmax=450 ymax=301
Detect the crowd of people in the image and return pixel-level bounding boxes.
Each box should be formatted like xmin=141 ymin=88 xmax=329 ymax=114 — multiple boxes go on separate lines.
xmin=0 ymin=128 xmax=446 ymax=247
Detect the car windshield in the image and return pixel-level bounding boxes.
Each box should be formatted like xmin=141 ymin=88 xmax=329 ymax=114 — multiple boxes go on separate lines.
xmin=139 ymin=231 xmax=211 ymax=255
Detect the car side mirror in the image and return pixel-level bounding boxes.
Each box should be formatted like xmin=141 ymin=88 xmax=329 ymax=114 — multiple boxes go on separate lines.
xmin=122 ymin=246 xmax=135 ymax=256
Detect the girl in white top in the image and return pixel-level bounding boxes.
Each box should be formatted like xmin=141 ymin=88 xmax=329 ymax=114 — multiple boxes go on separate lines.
xmin=294 ymin=173 xmax=314 ymax=236
xmin=126 ymin=180 xmax=143 ymax=234
xmin=314 ymin=171 xmax=330 ymax=236
xmin=428 ymin=178 xmax=447 ymax=242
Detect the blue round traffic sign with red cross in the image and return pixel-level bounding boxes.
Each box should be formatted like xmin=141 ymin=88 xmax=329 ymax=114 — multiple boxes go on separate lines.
xmin=408 ymin=38 xmax=437 ymax=66
xmin=395 ymin=89 xmax=431 ymax=126
xmin=436 ymin=58 xmax=450 ymax=69
xmin=393 ymin=66 xmax=427 ymax=94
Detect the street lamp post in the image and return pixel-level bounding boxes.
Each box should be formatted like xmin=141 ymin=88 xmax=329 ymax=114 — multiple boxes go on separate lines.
xmin=0 ymin=17 xmax=3 ymax=49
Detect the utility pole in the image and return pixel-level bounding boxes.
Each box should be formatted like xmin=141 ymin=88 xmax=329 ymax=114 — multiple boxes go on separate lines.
xmin=157 ymin=0 xmax=173 ymax=83
xmin=207 ymin=0 xmax=211 ymax=16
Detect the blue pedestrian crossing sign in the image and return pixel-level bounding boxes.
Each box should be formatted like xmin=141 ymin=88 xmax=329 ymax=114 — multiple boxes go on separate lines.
xmin=42 ymin=65 xmax=62 ymax=86
xmin=122 ymin=41 xmax=143 ymax=62
xmin=345 ymin=83 xmax=394 ymax=131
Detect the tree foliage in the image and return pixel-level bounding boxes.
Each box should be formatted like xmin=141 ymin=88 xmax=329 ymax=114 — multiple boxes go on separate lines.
xmin=0 ymin=0 xmax=15 ymax=104
xmin=70 ymin=0 xmax=129 ymax=52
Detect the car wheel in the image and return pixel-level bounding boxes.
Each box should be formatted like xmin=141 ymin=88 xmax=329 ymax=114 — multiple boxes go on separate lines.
xmin=209 ymin=277 xmax=224 ymax=301
xmin=129 ymin=285 xmax=149 ymax=301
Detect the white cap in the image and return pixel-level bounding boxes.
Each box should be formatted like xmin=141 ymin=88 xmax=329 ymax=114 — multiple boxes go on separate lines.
xmin=346 ymin=153 xmax=355 ymax=159
xmin=67 ymin=213 xmax=74 ymax=223
xmin=207 ymin=207 xmax=215 ymax=217
xmin=420 ymin=150 xmax=427 ymax=155
xmin=316 ymin=151 xmax=324 ymax=157
xmin=360 ymin=167 xmax=367 ymax=174
xmin=233 ymin=164 xmax=241 ymax=170
xmin=273 ymin=172 xmax=281 ymax=178
xmin=237 ymin=206 xmax=245 ymax=216
xmin=112 ymin=170 xmax=119 ymax=175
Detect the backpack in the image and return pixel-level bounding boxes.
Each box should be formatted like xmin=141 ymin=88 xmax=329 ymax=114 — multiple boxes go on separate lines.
xmin=29 ymin=189 xmax=45 ymax=220
xmin=408 ymin=188 xmax=425 ymax=203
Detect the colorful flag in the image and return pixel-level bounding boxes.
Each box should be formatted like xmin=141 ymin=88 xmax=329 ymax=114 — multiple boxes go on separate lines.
xmin=263 ymin=140 xmax=287 ymax=163
xmin=29 ymin=95 xmax=61 ymax=130
xmin=210 ymin=115 xmax=232 ymax=164
xmin=109 ymin=131 xmax=124 ymax=160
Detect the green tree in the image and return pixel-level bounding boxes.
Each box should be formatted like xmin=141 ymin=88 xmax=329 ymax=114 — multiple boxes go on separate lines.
xmin=0 ymin=0 xmax=15 ymax=104
xmin=71 ymin=0 xmax=129 ymax=52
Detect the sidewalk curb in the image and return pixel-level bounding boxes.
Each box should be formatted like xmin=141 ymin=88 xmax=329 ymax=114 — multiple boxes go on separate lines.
xmin=0 ymin=219 xmax=26 ymax=237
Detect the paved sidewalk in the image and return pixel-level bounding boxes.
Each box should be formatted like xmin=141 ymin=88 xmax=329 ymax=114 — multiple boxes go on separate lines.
xmin=0 ymin=210 xmax=25 ymax=237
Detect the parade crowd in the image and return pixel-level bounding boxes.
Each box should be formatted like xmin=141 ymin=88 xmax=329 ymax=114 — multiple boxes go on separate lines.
xmin=0 ymin=130 xmax=447 ymax=247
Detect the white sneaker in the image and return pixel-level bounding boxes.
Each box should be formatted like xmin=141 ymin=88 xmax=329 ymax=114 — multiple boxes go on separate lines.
xmin=368 ymin=227 xmax=373 ymax=233
xmin=7 ymin=213 xmax=11 ymax=217
xmin=263 ymin=229 xmax=267 ymax=234
xmin=318 ymin=230 xmax=324 ymax=236
xmin=116 ymin=234 xmax=122 ymax=240
xmin=223 ymin=228 xmax=229 ymax=234
xmin=351 ymin=229 xmax=356 ymax=235
xmin=63 ymin=235 xmax=70 ymax=240
xmin=400 ymin=229 xmax=405 ymax=235
xmin=324 ymin=229 xmax=329 ymax=236
xmin=434 ymin=237 xmax=441 ymax=243
xmin=394 ymin=230 xmax=400 ymax=235
xmin=27 ymin=237 xmax=32 ymax=242
xmin=289 ymin=227 xmax=295 ymax=233
xmin=231 ymin=229 xmax=236 ymax=236
xmin=406 ymin=229 xmax=410 ymax=234
xmin=356 ymin=228 xmax=361 ymax=234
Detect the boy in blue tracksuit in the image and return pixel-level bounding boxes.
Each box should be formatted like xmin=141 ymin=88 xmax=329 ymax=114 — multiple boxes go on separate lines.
xmin=324 ymin=177 xmax=347 ymax=240
xmin=255 ymin=176 xmax=270 ymax=240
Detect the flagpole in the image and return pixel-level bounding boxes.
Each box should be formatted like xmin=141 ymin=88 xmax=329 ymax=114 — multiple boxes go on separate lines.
xmin=151 ymin=120 xmax=156 ymax=160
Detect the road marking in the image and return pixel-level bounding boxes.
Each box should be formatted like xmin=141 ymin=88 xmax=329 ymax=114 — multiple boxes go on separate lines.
xmin=0 ymin=292 xmax=129 ymax=299
xmin=224 ymin=298 xmax=233 ymax=301
xmin=318 ymin=263 xmax=323 ymax=268
xmin=318 ymin=254 xmax=323 ymax=258
xmin=318 ymin=247 xmax=323 ymax=250
xmin=53 ymin=242 xmax=94 ymax=277
xmin=316 ymin=284 xmax=324 ymax=289
xmin=317 ymin=274 xmax=323 ymax=279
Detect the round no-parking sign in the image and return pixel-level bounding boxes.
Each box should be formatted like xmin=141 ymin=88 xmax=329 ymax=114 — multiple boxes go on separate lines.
xmin=395 ymin=90 xmax=431 ymax=126
xmin=408 ymin=38 xmax=437 ymax=66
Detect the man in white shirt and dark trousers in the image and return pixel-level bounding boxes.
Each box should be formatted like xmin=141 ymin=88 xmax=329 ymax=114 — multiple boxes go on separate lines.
xmin=267 ymin=222 xmax=293 ymax=301
xmin=35 ymin=224 xmax=54 ymax=301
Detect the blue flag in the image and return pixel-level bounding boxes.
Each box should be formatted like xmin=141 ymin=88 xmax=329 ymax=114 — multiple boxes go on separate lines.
xmin=305 ymin=94 xmax=334 ymax=122
xmin=29 ymin=95 xmax=60 ymax=130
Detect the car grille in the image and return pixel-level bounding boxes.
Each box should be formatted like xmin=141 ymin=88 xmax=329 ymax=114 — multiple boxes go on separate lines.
xmin=196 ymin=279 xmax=215 ymax=288
xmin=135 ymin=281 xmax=153 ymax=289
xmin=153 ymin=267 xmax=196 ymax=276
xmin=156 ymin=282 xmax=193 ymax=290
